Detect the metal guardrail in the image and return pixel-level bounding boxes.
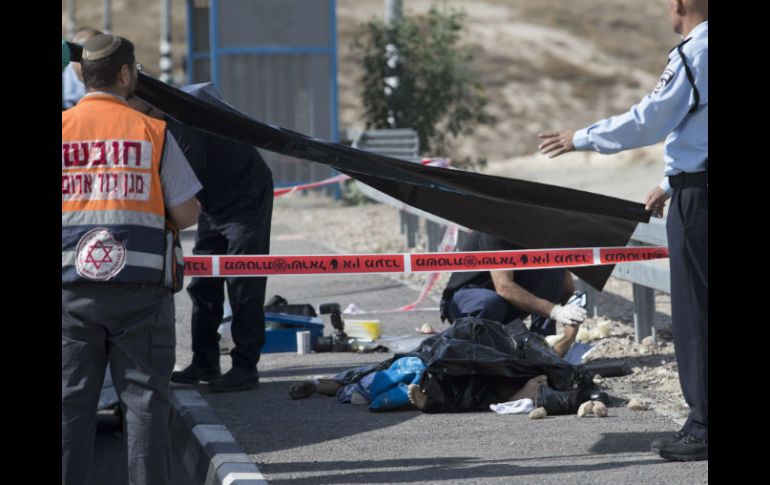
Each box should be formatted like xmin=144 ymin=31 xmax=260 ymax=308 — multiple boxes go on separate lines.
xmin=351 ymin=128 xmax=461 ymax=251
xmin=575 ymin=217 xmax=670 ymax=343
xmin=351 ymin=128 xmax=420 ymax=162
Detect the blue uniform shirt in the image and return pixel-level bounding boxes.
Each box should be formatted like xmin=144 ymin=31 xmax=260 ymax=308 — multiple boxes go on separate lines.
xmin=62 ymin=63 xmax=86 ymax=109
xmin=573 ymin=21 xmax=708 ymax=194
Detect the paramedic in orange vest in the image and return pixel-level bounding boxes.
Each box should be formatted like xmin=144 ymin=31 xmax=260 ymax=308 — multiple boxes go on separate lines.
xmin=62 ymin=34 xmax=201 ymax=485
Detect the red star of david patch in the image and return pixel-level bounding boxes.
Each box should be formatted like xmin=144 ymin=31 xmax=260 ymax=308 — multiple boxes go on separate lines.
xmin=75 ymin=228 xmax=127 ymax=281
xmin=84 ymin=240 xmax=114 ymax=269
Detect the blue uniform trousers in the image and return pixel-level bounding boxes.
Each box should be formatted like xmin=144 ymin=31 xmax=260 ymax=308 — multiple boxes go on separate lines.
xmin=187 ymin=186 xmax=273 ymax=370
xmin=446 ymin=269 xmax=565 ymax=335
xmin=667 ymin=181 xmax=708 ymax=441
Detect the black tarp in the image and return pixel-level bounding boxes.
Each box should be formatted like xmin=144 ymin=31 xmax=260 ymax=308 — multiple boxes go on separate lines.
xmin=67 ymin=42 xmax=651 ymax=290
xmin=414 ymin=317 xmax=588 ymax=413
xmin=332 ymin=317 xmax=593 ymax=413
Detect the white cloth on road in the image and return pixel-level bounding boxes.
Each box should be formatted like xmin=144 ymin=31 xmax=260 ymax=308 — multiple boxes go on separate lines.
xmin=490 ymin=398 xmax=535 ymax=415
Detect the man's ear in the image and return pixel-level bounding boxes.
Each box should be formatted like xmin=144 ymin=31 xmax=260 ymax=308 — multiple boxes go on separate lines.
xmin=119 ymin=64 xmax=132 ymax=87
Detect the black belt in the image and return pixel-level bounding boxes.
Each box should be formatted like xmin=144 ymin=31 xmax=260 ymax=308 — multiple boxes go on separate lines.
xmin=669 ymin=171 xmax=707 ymax=188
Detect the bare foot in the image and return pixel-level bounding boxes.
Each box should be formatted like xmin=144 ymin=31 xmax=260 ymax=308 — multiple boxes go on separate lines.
xmin=510 ymin=375 xmax=548 ymax=401
xmin=289 ymin=378 xmax=341 ymax=400
xmin=407 ymin=384 xmax=428 ymax=410
xmin=289 ymin=381 xmax=317 ymax=400
xmin=316 ymin=379 xmax=342 ymax=396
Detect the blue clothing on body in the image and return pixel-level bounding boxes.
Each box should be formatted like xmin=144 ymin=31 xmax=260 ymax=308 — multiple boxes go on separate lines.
xmin=369 ymin=357 xmax=426 ymax=411
xmin=573 ymin=21 xmax=708 ymax=194
xmin=336 ymin=371 xmax=377 ymax=403
xmin=336 ymin=357 xmax=426 ymax=410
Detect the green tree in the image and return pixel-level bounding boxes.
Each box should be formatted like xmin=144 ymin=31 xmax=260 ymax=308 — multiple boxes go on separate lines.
xmin=354 ymin=2 xmax=495 ymax=169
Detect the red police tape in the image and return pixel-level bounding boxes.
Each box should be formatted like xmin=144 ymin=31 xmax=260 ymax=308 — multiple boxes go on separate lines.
xmin=184 ymin=246 xmax=669 ymax=277
xmin=273 ymin=174 xmax=349 ymax=197
xmin=395 ymin=223 xmax=458 ymax=311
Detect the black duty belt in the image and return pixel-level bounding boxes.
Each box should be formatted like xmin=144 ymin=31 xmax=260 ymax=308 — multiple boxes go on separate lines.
xmin=669 ymin=171 xmax=708 ymax=188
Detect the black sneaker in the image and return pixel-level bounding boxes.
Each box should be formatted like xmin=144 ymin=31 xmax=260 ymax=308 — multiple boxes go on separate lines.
xmin=171 ymin=363 xmax=221 ymax=385
xmin=658 ymin=433 xmax=708 ymax=461
xmin=650 ymin=430 xmax=687 ymax=453
xmin=209 ymin=367 xmax=260 ymax=393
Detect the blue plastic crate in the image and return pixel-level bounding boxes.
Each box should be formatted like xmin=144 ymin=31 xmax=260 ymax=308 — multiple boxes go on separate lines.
xmin=263 ymin=312 xmax=325 ymax=353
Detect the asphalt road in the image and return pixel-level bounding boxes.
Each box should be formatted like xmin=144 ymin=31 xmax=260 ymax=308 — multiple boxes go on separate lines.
xmin=171 ymin=223 xmax=708 ymax=484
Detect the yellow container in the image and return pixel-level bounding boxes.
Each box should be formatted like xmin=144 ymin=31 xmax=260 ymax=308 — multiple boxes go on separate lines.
xmin=344 ymin=319 xmax=381 ymax=339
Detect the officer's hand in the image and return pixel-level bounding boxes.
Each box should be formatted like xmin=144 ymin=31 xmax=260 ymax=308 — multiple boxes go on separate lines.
xmin=549 ymin=303 xmax=587 ymax=325
xmin=537 ymin=130 xmax=575 ymax=158
xmin=644 ymin=186 xmax=670 ymax=218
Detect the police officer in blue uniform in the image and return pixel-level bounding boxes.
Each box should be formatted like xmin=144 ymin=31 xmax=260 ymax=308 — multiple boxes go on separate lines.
xmin=440 ymin=231 xmax=586 ymax=336
xmin=538 ymin=0 xmax=707 ymax=462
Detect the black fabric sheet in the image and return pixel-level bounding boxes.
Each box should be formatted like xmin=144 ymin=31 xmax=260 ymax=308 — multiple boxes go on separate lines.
xmin=332 ymin=317 xmax=593 ymax=414
xmin=68 ymin=42 xmax=650 ymax=290
xmin=414 ymin=317 xmax=587 ymax=413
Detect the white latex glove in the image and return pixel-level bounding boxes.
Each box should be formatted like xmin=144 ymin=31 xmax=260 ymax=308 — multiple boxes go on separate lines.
xmin=549 ymin=303 xmax=587 ymax=325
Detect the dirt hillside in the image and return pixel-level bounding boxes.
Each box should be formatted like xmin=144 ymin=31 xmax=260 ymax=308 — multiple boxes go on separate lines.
xmin=63 ymin=0 xmax=679 ymax=171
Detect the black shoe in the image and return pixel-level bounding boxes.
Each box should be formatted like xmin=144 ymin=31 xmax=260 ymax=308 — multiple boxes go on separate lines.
xmin=535 ymin=386 xmax=608 ymax=415
xmin=658 ymin=433 xmax=708 ymax=461
xmin=536 ymin=386 xmax=578 ymax=415
xmin=209 ymin=367 xmax=260 ymax=393
xmin=171 ymin=363 xmax=222 ymax=385
xmin=650 ymin=430 xmax=687 ymax=453
xmin=587 ymin=390 xmax=609 ymax=405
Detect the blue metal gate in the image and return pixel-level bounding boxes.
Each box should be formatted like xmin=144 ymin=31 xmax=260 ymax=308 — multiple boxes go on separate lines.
xmin=186 ymin=0 xmax=339 ymax=188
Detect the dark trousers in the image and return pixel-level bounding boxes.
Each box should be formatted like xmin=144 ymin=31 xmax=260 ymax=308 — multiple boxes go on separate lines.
xmin=188 ymin=190 xmax=273 ymax=370
xmin=667 ymin=184 xmax=708 ymax=440
xmin=62 ymin=285 xmax=175 ymax=485
xmin=447 ymin=269 xmax=565 ymax=335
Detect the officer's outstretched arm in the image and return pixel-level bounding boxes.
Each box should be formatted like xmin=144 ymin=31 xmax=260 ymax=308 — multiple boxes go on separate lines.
xmin=167 ymin=197 xmax=200 ymax=230
xmin=570 ymin=57 xmax=694 ymax=154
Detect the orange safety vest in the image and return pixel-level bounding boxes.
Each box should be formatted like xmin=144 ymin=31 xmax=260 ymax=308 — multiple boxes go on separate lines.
xmin=62 ymin=93 xmax=180 ymax=287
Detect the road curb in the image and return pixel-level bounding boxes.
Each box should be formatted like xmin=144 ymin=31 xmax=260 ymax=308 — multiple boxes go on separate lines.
xmin=170 ymin=387 xmax=268 ymax=485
